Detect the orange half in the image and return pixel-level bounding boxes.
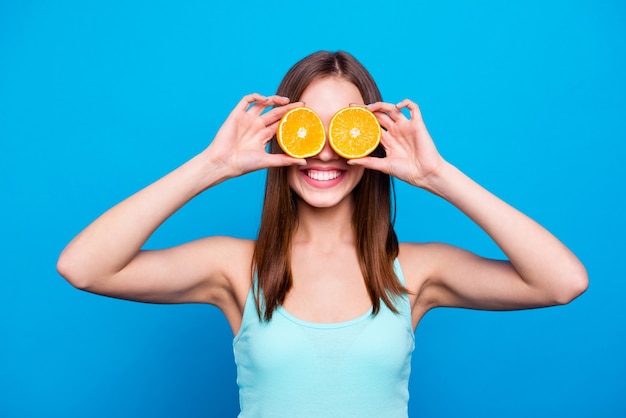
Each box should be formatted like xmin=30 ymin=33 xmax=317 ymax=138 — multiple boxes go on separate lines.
xmin=276 ymin=107 xmax=326 ymax=158
xmin=328 ymin=106 xmax=381 ymax=159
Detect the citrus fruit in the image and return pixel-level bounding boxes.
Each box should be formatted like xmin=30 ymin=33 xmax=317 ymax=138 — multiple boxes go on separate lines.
xmin=328 ymin=107 xmax=381 ymax=159
xmin=276 ymin=107 xmax=326 ymax=158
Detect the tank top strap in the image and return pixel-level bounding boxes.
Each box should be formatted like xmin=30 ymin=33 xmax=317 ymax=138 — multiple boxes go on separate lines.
xmin=392 ymin=258 xmax=413 ymax=331
xmin=233 ymin=275 xmax=259 ymax=345
xmin=393 ymin=258 xmax=407 ymax=286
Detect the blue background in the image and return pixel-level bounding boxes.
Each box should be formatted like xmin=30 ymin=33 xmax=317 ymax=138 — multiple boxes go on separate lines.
xmin=2 ymin=0 xmax=624 ymax=417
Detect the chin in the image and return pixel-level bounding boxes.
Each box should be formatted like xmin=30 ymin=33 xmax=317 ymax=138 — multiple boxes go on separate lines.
xmin=302 ymin=197 xmax=348 ymax=209
xmin=291 ymin=191 xmax=347 ymax=209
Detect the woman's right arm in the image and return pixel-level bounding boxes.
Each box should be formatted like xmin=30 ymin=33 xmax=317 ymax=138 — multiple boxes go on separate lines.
xmin=57 ymin=94 xmax=303 ymax=306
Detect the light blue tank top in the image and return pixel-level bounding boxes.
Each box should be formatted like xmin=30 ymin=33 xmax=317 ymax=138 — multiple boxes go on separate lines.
xmin=233 ymin=259 xmax=415 ymax=418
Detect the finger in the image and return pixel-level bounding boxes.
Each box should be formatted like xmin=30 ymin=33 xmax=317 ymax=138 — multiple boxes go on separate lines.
xmin=379 ymin=129 xmax=395 ymax=149
xmin=367 ymin=102 xmax=406 ymax=123
xmin=347 ymin=156 xmax=389 ymax=174
xmin=265 ymin=95 xmax=291 ymax=106
xmin=248 ymin=95 xmax=291 ymax=117
xmin=264 ymin=153 xmax=307 ymax=168
xmin=395 ymin=99 xmax=423 ymax=122
xmin=380 ymin=102 xmax=407 ymax=123
xmin=236 ymin=93 xmax=268 ymax=112
xmin=260 ymin=124 xmax=283 ymax=145
xmin=373 ymin=111 xmax=394 ymax=132
xmin=365 ymin=101 xmax=384 ymax=112
xmin=261 ymin=101 xmax=305 ymax=126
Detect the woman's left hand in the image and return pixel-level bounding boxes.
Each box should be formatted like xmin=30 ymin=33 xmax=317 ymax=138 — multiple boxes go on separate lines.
xmin=356 ymin=100 xmax=588 ymax=313
xmin=348 ymin=100 xmax=445 ymax=190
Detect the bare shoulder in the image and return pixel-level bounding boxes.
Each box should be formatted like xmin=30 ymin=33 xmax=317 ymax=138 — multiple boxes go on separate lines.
xmin=135 ymin=235 xmax=254 ymax=335
xmin=398 ymin=242 xmax=460 ymax=319
xmin=196 ymin=235 xmax=255 ymax=267
xmin=398 ymin=241 xmax=449 ymax=283
xmin=398 ymin=241 xmax=469 ymax=276
xmin=194 ymin=235 xmax=255 ymax=299
xmin=187 ymin=236 xmax=255 ymax=326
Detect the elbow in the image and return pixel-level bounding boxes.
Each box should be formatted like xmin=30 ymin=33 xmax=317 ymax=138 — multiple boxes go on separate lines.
xmin=552 ymin=261 xmax=589 ymax=306
xmin=56 ymin=250 xmax=93 ymax=291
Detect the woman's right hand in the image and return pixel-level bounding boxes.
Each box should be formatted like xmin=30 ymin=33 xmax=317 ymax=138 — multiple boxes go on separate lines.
xmin=57 ymin=93 xmax=303 ymax=308
xmin=205 ymin=94 xmax=305 ymax=177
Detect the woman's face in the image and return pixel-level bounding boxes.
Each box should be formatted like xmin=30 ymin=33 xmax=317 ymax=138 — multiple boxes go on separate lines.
xmin=287 ymin=77 xmax=366 ymax=209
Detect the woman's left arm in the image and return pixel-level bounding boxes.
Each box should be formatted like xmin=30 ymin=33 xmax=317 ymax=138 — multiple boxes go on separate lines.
xmin=350 ymin=100 xmax=588 ymax=310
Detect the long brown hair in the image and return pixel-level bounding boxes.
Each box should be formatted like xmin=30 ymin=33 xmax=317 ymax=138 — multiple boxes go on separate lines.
xmin=253 ymin=51 xmax=406 ymax=321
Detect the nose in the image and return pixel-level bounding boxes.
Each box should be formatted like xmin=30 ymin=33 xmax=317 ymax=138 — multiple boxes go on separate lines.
xmin=317 ymin=137 xmax=339 ymax=161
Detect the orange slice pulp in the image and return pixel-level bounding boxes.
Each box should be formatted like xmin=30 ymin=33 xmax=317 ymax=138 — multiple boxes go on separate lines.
xmin=276 ymin=107 xmax=326 ymax=158
xmin=328 ymin=107 xmax=381 ymax=159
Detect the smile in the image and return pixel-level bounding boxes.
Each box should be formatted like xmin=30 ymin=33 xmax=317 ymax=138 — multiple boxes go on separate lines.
xmin=305 ymin=170 xmax=343 ymax=181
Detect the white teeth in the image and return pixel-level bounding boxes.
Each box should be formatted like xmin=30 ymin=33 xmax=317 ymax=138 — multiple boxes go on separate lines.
xmin=306 ymin=170 xmax=341 ymax=181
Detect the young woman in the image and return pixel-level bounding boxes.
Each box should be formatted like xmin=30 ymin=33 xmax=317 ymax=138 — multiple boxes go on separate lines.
xmin=57 ymin=51 xmax=588 ymax=417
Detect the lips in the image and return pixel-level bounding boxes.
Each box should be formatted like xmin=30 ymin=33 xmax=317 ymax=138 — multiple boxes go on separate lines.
xmin=305 ymin=169 xmax=342 ymax=181
xmin=299 ymin=167 xmax=346 ymax=188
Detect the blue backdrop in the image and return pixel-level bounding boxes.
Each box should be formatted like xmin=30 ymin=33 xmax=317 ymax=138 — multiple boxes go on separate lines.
xmin=2 ymin=0 xmax=624 ymax=417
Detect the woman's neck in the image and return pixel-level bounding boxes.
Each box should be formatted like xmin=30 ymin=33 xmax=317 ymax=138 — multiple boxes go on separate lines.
xmin=293 ymin=197 xmax=355 ymax=248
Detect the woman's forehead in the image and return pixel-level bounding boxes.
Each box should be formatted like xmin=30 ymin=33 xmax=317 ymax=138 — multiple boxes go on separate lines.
xmin=300 ymin=77 xmax=365 ymax=119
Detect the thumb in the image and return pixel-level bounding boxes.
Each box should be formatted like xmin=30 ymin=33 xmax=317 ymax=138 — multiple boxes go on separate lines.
xmin=347 ymin=156 xmax=389 ymax=174
xmin=265 ymin=154 xmax=306 ymax=168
